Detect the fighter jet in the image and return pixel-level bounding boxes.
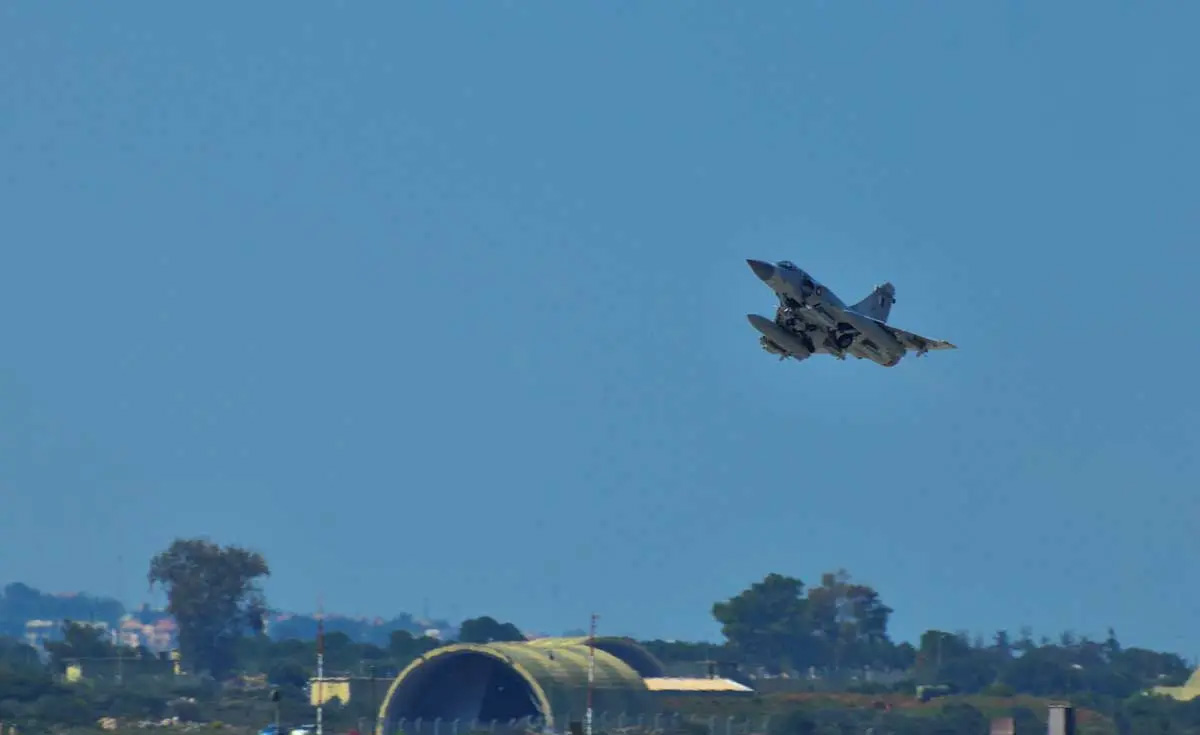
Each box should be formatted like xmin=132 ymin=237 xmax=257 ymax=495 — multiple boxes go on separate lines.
xmin=745 ymin=259 xmax=956 ymax=367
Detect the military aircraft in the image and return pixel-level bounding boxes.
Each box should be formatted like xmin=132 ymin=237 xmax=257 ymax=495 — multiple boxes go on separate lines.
xmin=745 ymin=258 xmax=956 ymax=367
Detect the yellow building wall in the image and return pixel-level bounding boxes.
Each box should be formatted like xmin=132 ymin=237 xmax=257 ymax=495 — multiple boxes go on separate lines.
xmin=311 ymin=679 xmax=353 ymax=707
xmin=1152 ymin=669 xmax=1200 ymax=701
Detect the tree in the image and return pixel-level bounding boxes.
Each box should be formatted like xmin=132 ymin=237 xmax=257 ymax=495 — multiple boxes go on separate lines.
xmin=1103 ymin=627 xmax=1122 ymax=662
xmin=457 ymin=616 xmax=525 ymax=644
xmin=713 ymin=571 xmax=898 ymax=674
xmin=1015 ymin=626 xmax=1035 ymax=655
xmin=0 ymin=636 xmax=42 ymax=672
xmin=937 ymin=702 xmax=987 ymax=735
xmin=993 ymin=630 xmax=1013 ymax=660
xmin=804 ymin=570 xmax=893 ymax=669
xmin=388 ymin=630 xmax=440 ymax=662
xmin=640 ymin=639 xmax=729 ymax=665
xmin=914 ymin=629 xmax=1018 ymax=694
xmin=44 ymin=621 xmax=121 ymax=671
xmin=712 ymin=573 xmax=814 ymax=673
xmin=148 ymin=538 xmax=270 ymax=679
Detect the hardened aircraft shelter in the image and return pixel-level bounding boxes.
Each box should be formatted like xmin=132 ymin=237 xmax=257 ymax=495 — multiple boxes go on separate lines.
xmin=375 ymin=636 xmax=751 ymax=735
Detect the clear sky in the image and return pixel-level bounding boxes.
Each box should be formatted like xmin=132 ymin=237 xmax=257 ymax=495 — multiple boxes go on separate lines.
xmin=1 ymin=2 xmax=1197 ymax=654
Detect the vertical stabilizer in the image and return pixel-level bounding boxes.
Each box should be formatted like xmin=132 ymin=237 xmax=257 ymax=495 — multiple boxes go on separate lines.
xmin=850 ymin=282 xmax=896 ymax=322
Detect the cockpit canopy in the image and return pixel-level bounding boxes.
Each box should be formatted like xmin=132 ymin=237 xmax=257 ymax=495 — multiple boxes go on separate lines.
xmin=776 ymin=261 xmax=816 ymax=291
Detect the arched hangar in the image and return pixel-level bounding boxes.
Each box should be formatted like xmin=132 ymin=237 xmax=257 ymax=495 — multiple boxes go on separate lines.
xmin=375 ymin=637 xmax=749 ymax=735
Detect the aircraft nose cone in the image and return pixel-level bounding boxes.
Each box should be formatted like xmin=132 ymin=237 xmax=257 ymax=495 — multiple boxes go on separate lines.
xmin=746 ymin=259 xmax=775 ymax=282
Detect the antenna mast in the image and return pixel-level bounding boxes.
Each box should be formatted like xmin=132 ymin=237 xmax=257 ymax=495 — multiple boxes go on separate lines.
xmin=586 ymin=613 xmax=598 ymax=735
xmin=316 ymin=598 xmax=325 ymax=735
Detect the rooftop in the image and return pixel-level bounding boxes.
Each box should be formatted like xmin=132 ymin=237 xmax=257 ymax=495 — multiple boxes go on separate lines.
xmin=643 ymin=677 xmax=753 ymax=693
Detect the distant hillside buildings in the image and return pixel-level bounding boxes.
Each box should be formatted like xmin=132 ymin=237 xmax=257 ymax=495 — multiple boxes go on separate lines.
xmin=20 ymin=607 xmax=179 ymax=653
xmin=4 ymin=582 xmax=456 ymax=656
xmin=1 ymin=583 xmax=125 ymax=640
xmin=266 ymin=611 xmax=454 ymax=645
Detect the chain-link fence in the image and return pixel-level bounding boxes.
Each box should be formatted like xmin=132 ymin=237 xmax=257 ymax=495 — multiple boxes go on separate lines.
xmin=385 ymin=711 xmax=773 ymax=735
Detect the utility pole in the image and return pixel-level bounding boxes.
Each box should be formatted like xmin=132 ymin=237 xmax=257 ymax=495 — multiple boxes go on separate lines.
xmin=316 ymin=599 xmax=325 ymax=735
xmin=586 ymin=614 xmax=598 ymax=735
xmin=116 ymin=554 xmax=124 ymax=686
xmin=370 ymin=664 xmax=378 ymax=735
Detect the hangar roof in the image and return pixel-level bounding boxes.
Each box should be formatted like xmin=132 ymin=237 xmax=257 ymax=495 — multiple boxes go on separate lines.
xmin=377 ymin=639 xmax=654 ymax=733
xmin=527 ymin=636 xmax=667 ymax=678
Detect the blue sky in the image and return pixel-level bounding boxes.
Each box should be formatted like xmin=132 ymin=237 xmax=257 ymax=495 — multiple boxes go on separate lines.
xmin=2 ymin=2 xmax=1197 ymax=655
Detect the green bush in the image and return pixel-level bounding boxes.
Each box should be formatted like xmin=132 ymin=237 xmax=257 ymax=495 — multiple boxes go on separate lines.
xmin=982 ymin=682 xmax=1016 ymax=697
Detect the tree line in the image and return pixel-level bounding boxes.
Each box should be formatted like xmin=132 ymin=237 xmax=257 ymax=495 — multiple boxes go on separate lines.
xmin=683 ymin=569 xmax=1191 ymax=703
xmin=2 ymin=538 xmax=1200 ymax=734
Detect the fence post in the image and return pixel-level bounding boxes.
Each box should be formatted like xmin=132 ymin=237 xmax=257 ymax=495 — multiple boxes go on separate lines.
xmin=435 ymin=718 xmax=442 ymax=735
xmin=415 ymin=717 xmax=423 ymax=735
xmin=453 ymin=719 xmax=460 ymax=735
xmin=708 ymin=715 xmax=716 ymax=735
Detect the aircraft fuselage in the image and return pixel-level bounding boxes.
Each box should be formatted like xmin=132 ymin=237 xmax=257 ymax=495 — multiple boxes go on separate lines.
xmin=746 ymin=259 xmax=905 ymax=367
